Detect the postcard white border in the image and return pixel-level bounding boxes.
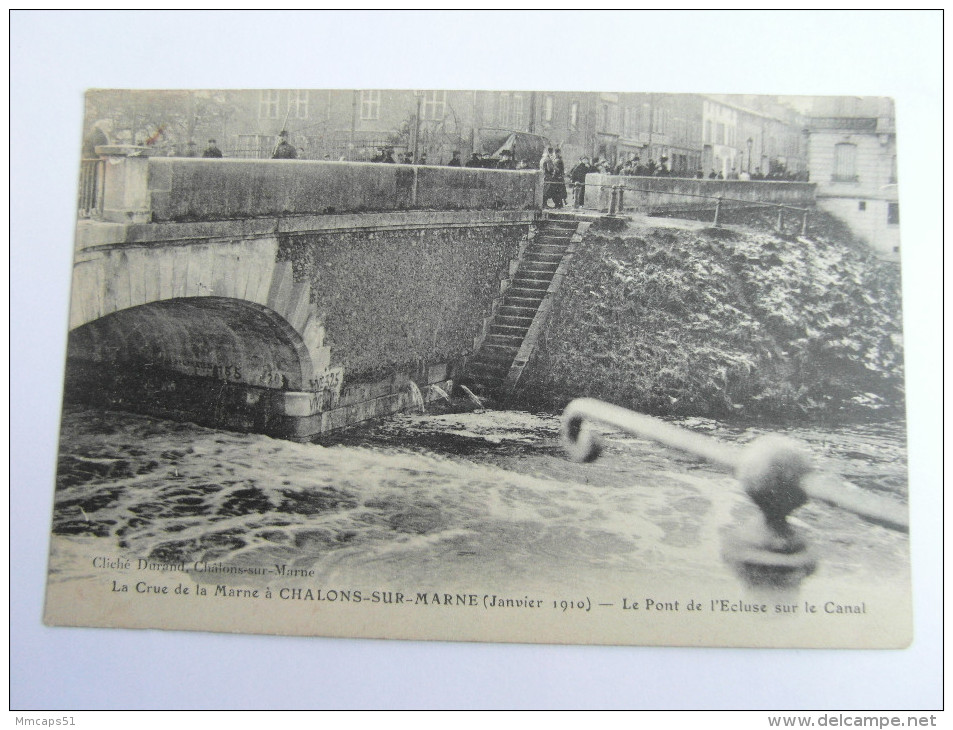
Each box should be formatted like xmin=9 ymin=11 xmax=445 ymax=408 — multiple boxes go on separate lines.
xmin=10 ymin=9 xmax=942 ymax=709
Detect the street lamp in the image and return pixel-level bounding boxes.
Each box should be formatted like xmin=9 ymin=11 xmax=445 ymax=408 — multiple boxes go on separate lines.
xmin=746 ymin=137 xmax=753 ymax=175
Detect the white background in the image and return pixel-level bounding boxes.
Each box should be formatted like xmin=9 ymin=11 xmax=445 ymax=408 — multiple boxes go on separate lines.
xmin=9 ymin=10 xmax=943 ymax=710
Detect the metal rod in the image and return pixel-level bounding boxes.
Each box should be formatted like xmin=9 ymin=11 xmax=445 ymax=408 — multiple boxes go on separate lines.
xmin=561 ymin=398 xmax=909 ymax=532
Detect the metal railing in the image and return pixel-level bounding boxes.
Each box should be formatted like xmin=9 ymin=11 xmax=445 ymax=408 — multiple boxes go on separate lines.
xmin=561 ymin=398 xmax=908 ymax=589
xmin=77 ymin=158 xmax=105 ymax=218
xmin=564 ymin=180 xmax=814 ymax=236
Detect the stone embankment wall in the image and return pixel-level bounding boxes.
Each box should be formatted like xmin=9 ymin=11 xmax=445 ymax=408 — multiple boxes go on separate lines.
xmin=279 ymin=222 xmax=526 ymax=384
xmin=517 ymin=214 xmax=903 ymax=419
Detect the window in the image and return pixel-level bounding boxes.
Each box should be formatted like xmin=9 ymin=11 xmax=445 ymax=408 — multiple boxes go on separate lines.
xmin=889 ymin=155 xmax=897 ymax=184
xmin=259 ymin=90 xmax=279 ymax=119
xmin=360 ymin=90 xmax=380 ymax=120
xmin=601 ymin=104 xmax=609 ymax=131
xmin=887 ymin=202 xmax=899 ymax=225
xmin=833 ymin=142 xmax=858 ymax=182
xmin=716 ymin=122 xmax=725 ymax=145
xmin=511 ymin=93 xmax=524 ymax=128
xmin=543 ymin=95 xmax=554 ymax=123
xmin=569 ymin=101 xmax=579 ymax=130
xmin=237 ymin=134 xmax=275 ymax=158
xmin=704 ymin=120 xmax=712 ymax=143
xmin=289 ymin=90 xmax=309 ymax=119
xmin=623 ymin=107 xmax=631 ymax=137
xmin=499 ymin=92 xmax=523 ymax=128
xmin=422 ymin=90 xmax=446 ymax=121
xmin=858 ymin=201 xmax=866 ymax=211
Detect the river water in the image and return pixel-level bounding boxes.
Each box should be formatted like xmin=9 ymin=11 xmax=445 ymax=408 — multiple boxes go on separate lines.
xmin=48 ymin=403 xmax=910 ymax=598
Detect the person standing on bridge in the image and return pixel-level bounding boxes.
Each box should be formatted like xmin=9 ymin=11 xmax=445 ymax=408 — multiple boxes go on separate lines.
xmin=553 ymin=149 xmax=567 ymax=208
xmin=447 ymin=150 xmax=462 ymax=167
xmin=272 ymin=130 xmax=297 ymax=159
xmin=202 ymin=139 xmax=223 ymax=158
xmin=540 ymin=147 xmax=556 ymax=207
xmin=570 ymin=156 xmax=591 ymax=207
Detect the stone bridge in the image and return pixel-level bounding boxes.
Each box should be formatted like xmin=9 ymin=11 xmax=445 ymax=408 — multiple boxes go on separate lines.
xmin=69 ymin=147 xmax=817 ymax=440
xmin=69 ymin=147 xmax=540 ymax=440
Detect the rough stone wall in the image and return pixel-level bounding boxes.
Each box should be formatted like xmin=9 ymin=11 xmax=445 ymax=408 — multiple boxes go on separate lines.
xmin=278 ymin=224 xmax=526 ymax=382
xmin=587 ymin=174 xmax=816 ymax=212
xmin=146 ymin=158 xmax=540 ymax=222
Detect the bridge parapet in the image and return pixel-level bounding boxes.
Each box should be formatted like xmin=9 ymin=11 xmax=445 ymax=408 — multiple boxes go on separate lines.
xmin=586 ymin=174 xmax=816 ymax=214
xmin=90 ymin=146 xmax=542 ymax=224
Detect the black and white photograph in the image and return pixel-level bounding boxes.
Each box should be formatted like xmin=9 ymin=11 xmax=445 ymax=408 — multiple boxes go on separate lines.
xmin=44 ymin=85 xmax=913 ymax=649
xmin=12 ymin=10 xmax=941 ymax=711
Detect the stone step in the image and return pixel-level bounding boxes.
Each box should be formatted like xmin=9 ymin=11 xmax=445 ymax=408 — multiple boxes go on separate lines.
xmin=526 ymin=244 xmax=569 ymax=256
xmin=514 ymin=267 xmax=555 ymax=278
xmin=509 ymin=286 xmax=548 ymax=298
xmin=489 ymin=323 xmax=530 ymax=336
xmin=520 ymin=260 xmax=560 ymax=271
xmin=523 ymin=253 xmax=564 ymax=265
xmin=481 ymin=339 xmax=519 ymax=353
xmin=496 ymin=314 xmax=535 ymax=328
xmin=519 ymin=268 xmax=559 ymax=279
xmin=477 ymin=347 xmax=517 ymax=364
xmin=484 ymin=332 xmax=524 ymax=347
xmin=511 ymin=276 xmax=551 ymax=288
xmin=502 ymin=300 xmax=543 ymax=313
xmin=497 ymin=305 xmax=538 ymax=319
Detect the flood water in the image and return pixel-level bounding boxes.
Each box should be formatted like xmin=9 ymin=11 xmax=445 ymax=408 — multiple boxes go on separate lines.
xmin=47 ymin=403 xmax=910 ymax=594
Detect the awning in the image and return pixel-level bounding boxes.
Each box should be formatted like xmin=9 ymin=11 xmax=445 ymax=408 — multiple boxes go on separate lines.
xmin=480 ymin=129 xmax=551 ymax=165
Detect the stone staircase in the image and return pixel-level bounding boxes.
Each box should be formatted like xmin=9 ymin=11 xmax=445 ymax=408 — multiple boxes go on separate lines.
xmin=464 ymin=217 xmax=587 ymax=397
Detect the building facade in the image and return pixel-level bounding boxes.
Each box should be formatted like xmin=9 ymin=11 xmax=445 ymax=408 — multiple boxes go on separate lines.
xmin=805 ymin=96 xmax=899 ymax=257
xmin=84 ymin=89 xmax=809 ymax=177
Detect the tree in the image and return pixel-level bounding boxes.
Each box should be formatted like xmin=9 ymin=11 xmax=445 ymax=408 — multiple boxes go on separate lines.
xmin=84 ymin=89 xmax=238 ymax=150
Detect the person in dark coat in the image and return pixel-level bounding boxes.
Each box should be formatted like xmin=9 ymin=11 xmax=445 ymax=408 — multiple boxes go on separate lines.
xmin=272 ymin=130 xmax=297 ymax=159
xmin=552 ymin=148 xmax=567 ymax=208
xmin=202 ymin=139 xmax=223 ymax=158
xmin=447 ymin=150 xmax=462 ymax=167
xmin=496 ymin=150 xmax=516 ymax=169
xmin=466 ymin=152 xmax=483 ymax=167
xmin=570 ymin=156 xmax=591 ymax=207
xmin=540 ymin=148 xmax=557 ymax=207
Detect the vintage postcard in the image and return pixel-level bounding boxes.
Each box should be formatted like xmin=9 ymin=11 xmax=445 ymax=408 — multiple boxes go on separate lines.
xmin=44 ymin=88 xmax=910 ymax=648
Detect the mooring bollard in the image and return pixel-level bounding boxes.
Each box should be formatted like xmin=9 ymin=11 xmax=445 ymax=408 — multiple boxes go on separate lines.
xmin=801 ymin=209 xmax=809 ymax=237
xmin=776 ymin=205 xmax=784 ymax=233
xmin=560 ymin=398 xmax=908 ymax=590
xmin=713 ymin=197 xmax=722 ymax=226
xmin=608 ymin=185 xmax=623 ymax=215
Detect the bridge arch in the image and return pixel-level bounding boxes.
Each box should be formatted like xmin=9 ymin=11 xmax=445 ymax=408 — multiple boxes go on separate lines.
xmin=67 ymin=297 xmax=317 ymax=391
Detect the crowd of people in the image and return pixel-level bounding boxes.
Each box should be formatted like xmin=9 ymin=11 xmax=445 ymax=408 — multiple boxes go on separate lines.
xmin=88 ymin=125 xmax=810 ymax=185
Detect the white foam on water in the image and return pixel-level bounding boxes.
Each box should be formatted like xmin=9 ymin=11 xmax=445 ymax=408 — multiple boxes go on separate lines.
xmin=49 ymin=407 xmax=910 ymax=594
